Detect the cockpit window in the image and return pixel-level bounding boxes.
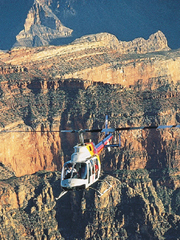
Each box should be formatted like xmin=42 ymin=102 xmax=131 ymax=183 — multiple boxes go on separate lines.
xmin=63 ymin=163 xmax=73 ymax=179
xmin=74 ymin=147 xmax=79 ymax=153
xmin=77 ymin=163 xmax=87 ymax=179
xmin=63 ymin=162 xmax=87 ymax=180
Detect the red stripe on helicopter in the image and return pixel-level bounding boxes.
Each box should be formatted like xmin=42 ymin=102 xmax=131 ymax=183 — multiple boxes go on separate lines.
xmin=95 ymin=134 xmax=113 ymax=154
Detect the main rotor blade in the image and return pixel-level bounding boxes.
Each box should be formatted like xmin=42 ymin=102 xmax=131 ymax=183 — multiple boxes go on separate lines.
xmin=61 ymin=130 xmax=78 ymax=133
xmin=60 ymin=129 xmax=102 ymax=133
xmin=84 ymin=129 xmax=102 ymax=133
xmin=115 ymin=124 xmax=180 ymax=131
xmin=1 ymin=124 xmax=179 ymax=133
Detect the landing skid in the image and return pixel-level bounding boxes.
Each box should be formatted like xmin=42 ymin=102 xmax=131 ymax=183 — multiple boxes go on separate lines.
xmin=55 ymin=180 xmax=112 ymax=200
xmin=55 ymin=190 xmax=68 ymax=200
xmin=90 ymin=180 xmax=112 ymax=197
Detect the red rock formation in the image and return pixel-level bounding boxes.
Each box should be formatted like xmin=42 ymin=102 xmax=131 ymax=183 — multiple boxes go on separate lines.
xmin=0 ymin=32 xmax=179 ymax=177
xmin=1 ymin=32 xmax=176 ymax=91
xmin=0 ymin=170 xmax=62 ymax=239
xmin=0 ymin=130 xmax=63 ymax=177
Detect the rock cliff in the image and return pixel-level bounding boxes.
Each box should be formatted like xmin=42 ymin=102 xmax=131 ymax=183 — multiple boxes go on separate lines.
xmin=0 ymin=168 xmax=62 ymax=239
xmin=0 ymin=31 xmax=179 ymax=239
xmin=0 ymin=32 xmax=179 ymax=177
xmin=5 ymin=0 xmax=180 ymax=50
xmin=1 ymin=166 xmax=180 ymax=239
xmin=73 ymin=31 xmax=170 ymax=54
xmin=3 ymin=31 xmax=175 ymax=90
xmin=14 ymin=0 xmax=73 ymax=48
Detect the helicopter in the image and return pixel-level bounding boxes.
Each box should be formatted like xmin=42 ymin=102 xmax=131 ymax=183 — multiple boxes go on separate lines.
xmin=56 ymin=115 xmax=180 ymax=200
xmin=56 ymin=115 xmax=119 ymax=199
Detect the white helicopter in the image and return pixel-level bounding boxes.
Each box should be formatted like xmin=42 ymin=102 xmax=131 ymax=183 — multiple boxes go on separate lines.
xmin=56 ymin=115 xmax=180 ymax=200
xmin=56 ymin=115 xmax=119 ymax=199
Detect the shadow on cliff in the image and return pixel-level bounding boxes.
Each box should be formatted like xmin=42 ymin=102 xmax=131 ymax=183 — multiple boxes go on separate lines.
xmin=144 ymin=129 xmax=167 ymax=170
xmin=52 ymin=174 xmax=113 ymax=239
xmin=171 ymin=188 xmax=180 ymax=216
xmin=59 ymin=107 xmax=92 ymax=163
xmin=27 ymin=77 xmax=42 ymax=94
xmin=53 ymin=174 xmax=162 ymax=239
xmin=53 ymin=179 xmax=98 ymax=239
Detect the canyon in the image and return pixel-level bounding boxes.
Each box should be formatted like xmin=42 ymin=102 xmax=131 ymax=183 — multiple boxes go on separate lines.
xmin=0 ymin=31 xmax=179 ymax=176
xmin=0 ymin=31 xmax=180 ymax=239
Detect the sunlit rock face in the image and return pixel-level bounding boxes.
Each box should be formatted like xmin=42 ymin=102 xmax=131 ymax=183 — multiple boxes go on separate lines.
xmin=0 ymin=30 xmax=180 ymax=239
xmin=72 ymin=30 xmax=170 ymax=54
xmin=0 ymin=31 xmax=179 ymax=177
xmin=13 ymin=0 xmax=170 ymax=50
xmin=1 ymin=167 xmax=180 ymax=239
xmin=14 ymin=0 xmax=73 ymax=48
xmin=7 ymin=0 xmax=179 ymax=50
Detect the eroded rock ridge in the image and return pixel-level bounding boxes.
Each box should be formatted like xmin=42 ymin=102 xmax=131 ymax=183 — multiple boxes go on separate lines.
xmin=0 ymin=32 xmax=179 ymax=177
xmin=0 ymin=32 xmax=179 ymax=239
xmin=1 ymin=166 xmax=180 ymax=239
xmin=14 ymin=0 xmax=73 ymax=48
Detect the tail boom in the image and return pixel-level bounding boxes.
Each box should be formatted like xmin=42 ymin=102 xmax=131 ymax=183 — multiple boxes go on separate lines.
xmin=95 ymin=134 xmax=113 ymax=154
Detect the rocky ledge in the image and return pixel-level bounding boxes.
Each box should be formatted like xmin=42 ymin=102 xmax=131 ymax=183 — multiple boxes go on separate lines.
xmin=1 ymin=165 xmax=180 ymax=239
xmin=14 ymin=0 xmax=73 ymax=48
xmin=0 ymin=31 xmax=179 ymax=239
xmin=0 ymin=32 xmax=179 ymax=177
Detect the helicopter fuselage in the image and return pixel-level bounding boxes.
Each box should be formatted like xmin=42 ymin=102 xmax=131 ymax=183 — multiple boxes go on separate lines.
xmin=61 ymin=134 xmax=113 ymax=190
xmin=57 ymin=115 xmax=180 ymax=200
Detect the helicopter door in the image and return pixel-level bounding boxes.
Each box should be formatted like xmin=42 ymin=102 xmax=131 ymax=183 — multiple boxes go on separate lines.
xmin=95 ymin=158 xmax=99 ymax=179
xmin=88 ymin=162 xmax=91 ymax=184
xmin=90 ymin=159 xmax=95 ymax=183
xmin=87 ymin=158 xmax=99 ymax=186
xmin=88 ymin=160 xmax=95 ymax=184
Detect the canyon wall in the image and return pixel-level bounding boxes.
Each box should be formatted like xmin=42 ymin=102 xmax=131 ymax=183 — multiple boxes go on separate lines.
xmin=0 ymin=32 xmax=179 ymax=177
xmin=1 ymin=164 xmax=180 ymax=239
xmin=0 ymin=73 xmax=179 ymax=177
xmin=14 ymin=0 xmax=73 ymax=48
xmin=9 ymin=0 xmax=180 ymax=50
xmin=0 ymin=32 xmax=180 ymax=239
xmin=3 ymin=32 xmax=178 ymax=91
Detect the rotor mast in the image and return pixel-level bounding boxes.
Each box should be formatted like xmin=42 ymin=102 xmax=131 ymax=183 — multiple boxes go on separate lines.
xmin=78 ymin=130 xmax=85 ymax=145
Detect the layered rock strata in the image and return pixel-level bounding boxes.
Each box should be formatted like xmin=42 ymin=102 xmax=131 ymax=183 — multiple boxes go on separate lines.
xmin=0 ymin=32 xmax=179 ymax=177
xmin=0 ymin=32 xmax=180 ymax=240
xmin=14 ymin=0 xmax=73 ymax=48
xmin=0 ymin=73 xmax=178 ymax=177
xmin=1 ymin=167 xmax=180 ymax=239
xmin=12 ymin=0 xmax=173 ymax=50
xmin=2 ymin=32 xmax=177 ymax=91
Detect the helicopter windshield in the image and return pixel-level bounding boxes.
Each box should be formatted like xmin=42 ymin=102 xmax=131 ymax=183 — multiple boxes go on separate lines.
xmin=63 ymin=162 xmax=87 ymax=180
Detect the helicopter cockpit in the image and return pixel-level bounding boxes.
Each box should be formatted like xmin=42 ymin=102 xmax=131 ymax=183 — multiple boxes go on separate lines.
xmin=63 ymin=162 xmax=87 ymax=180
xmin=61 ymin=156 xmax=100 ymax=190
